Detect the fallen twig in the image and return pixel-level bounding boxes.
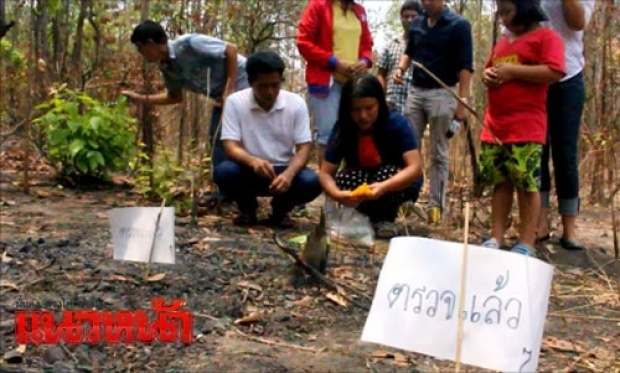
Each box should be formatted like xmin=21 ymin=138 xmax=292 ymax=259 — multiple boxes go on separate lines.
xmin=273 ymin=243 xmax=370 ymax=311
xmin=194 ymin=313 xmax=321 ymax=353
xmin=60 ymin=343 xmax=78 ymax=363
xmin=547 ymin=313 xmax=620 ymax=322
xmin=611 ymin=194 xmax=618 ymax=259
xmin=233 ymin=328 xmax=321 ymax=353
xmin=34 ymin=258 xmax=56 ymax=272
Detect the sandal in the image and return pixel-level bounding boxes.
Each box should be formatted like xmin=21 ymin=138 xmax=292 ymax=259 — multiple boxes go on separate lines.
xmin=373 ymin=221 xmax=400 ymax=239
xmin=290 ymin=204 xmax=308 ymax=218
xmin=233 ymin=212 xmax=257 ymax=226
xmin=481 ymin=238 xmax=499 ymax=249
xmin=510 ymin=243 xmax=537 ymax=257
xmin=560 ymin=237 xmax=586 ymax=251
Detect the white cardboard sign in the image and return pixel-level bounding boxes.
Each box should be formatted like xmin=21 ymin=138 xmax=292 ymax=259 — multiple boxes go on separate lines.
xmin=109 ymin=207 xmax=175 ymax=265
xmin=361 ymin=237 xmax=554 ymax=372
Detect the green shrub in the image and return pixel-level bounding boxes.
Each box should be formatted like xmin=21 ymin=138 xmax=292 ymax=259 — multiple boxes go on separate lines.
xmin=33 ymin=85 xmax=137 ymax=181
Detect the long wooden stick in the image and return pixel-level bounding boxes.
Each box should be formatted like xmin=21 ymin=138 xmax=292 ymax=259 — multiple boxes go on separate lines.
xmin=410 ymin=60 xmax=502 ymax=146
xmin=143 ymin=198 xmax=167 ymax=281
xmin=273 ymin=234 xmax=369 ymax=311
xmin=455 ymin=202 xmax=471 ymax=372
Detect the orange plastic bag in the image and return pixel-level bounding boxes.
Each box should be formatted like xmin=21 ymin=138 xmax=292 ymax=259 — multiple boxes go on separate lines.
xmin=351 ymin=182 xmax=373 ymax=197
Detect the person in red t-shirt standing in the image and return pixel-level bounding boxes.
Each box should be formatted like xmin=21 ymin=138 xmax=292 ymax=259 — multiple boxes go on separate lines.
xmin=478 ymin=0 xmax=566 ymax=257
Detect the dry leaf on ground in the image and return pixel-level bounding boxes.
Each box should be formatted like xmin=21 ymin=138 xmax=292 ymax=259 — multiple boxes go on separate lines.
xmin=370 ymin=350 xmax=392 ymax=358
xmin=237 ymin=281 xmax=263 ymax=293
xmin=293 ymin=295 xmax=314 ymax=307
xmin=0 ymin=280 xmax=20 ymax=291
xmin=325 ymin=292 xmax=347 ymax=307
xmin=109 ymin=275 xmax=129 ymax=282
xmin=35 ymin=190 xmax=51 ymax=198
xmin=234 ymin=311 xmax=264 ymax=325
xmin=147 ymin=273 xmax=166 ymax=282
xmin=543 ymin=336 xmax=585 ymax=353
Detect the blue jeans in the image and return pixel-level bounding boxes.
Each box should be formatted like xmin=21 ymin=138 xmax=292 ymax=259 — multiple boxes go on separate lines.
xmin=309 ymin=82 xmax=342 ymax=145
xmin=213 ymin=160 xmax=322 ymax=215
xmin=209 ymin=106 xmax=226 ymax=168
xmin=541 ymin=72 xmax=585 ymax=216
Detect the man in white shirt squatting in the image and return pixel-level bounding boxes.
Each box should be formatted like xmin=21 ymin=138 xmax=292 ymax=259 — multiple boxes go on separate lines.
xmin=214 ymin=51 xmax=322 ymax=227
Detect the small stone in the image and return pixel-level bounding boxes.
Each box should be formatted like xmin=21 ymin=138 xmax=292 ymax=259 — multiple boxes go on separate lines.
xmin=2 ymin=350 xmax=23 ymax=364
xmin=56 ymin=239 xmax=71 ymax=248
xmin=272 ymin=310 xmax=291 ymax=323
xmin=49 ymin=361 xmax=76 ymax=373
xmin=42 ymin=346 xmax=66 ymax=364
xmin=202 ymin=319 xmax=225 ymax=334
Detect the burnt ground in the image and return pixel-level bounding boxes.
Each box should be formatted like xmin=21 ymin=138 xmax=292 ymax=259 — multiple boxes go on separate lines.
xmin=0 ymin=147 xmax=618 ymax=373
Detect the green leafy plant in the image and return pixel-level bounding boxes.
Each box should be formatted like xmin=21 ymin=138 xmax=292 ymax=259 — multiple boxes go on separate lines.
xmin=133 ymin=148 xmax=214 ymax=214
xmin=33 ymin=85 xmax=137 ymax=182
xmin=0 ymin=39 xmax=25 ymax=69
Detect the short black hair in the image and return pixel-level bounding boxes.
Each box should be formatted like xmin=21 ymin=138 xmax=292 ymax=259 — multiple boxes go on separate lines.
xmin=130 ymin=20 xmax=168 ymax=45
xmin=401 ymin=0 xmax=422 ymax=15
xmin=246 ymin=51 xmax=286 ymax=83
xmin=498 ymin=0 xmax=548 ymax=27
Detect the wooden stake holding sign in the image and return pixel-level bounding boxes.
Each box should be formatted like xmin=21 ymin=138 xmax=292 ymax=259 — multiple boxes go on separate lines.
xmin=361 ymin=214 xmax=554 ymax=372
xmin=455 ymin=202 xmax=470 ymax=372
xmin=109 ymin=200 xmax=176 ymax=281
xmin=143 ymin=198 xmax=167 ymax=281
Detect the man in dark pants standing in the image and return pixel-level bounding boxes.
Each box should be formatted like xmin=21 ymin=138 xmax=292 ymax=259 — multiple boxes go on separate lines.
xmin=393 ymin=0 xmax=473 ymax=224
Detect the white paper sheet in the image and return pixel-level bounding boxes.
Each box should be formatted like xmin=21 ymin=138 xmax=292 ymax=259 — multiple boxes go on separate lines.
xmin=361 ymin=237 xmax=554 ymax=372
xmin=109 ymin=207 xmax=175 ymax=265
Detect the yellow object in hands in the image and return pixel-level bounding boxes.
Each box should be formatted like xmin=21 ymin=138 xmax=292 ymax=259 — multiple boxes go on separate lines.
xmin=351 ymin=182 xmax=373 ymax=197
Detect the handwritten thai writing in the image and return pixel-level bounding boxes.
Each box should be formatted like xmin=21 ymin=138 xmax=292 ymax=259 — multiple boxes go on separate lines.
xmin=15 ymin=297 xmax=193 ymax=345
xmin=386 ymin=271 xmax=522 ymax=330
xmin=118 ymin=226 xmax=163 ymax=240
xmin=519 ymin=347 xmax=533 ymax=373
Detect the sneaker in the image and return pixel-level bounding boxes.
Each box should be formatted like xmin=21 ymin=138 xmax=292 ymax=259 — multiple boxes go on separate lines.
xmin=481 ymin=238 xmax=499 ymax=249
xmin=510 ymin=243 xmax=537 ymax=257
xmin=428 ymin=206 xmax=441 ymax=224
xmin=559 ymin=237 xmax=587 ymax=251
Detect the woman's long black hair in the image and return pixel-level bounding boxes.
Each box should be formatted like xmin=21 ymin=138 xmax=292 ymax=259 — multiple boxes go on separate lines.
xmin=327 ymin=74 xmax=390 ymax=159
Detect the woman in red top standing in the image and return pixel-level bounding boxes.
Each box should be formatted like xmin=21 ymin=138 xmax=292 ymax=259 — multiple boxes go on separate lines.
xmin=296 ymin=0 xmax=374 ymax=161
xmin=479 ymin=0 xmax=566 ymax=257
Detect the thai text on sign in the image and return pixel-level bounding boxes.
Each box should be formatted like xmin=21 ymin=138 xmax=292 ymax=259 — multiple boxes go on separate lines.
xmin=361 ymin=237 xmax=554 ymax=372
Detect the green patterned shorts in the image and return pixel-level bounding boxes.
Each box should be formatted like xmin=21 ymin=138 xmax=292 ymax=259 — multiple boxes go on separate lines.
xmin=479 ymin=143 xmax=543 ymax=192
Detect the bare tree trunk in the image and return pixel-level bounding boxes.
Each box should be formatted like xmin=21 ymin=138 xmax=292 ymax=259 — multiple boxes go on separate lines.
xmin=71 ymin=0 xmax=88 ymax=88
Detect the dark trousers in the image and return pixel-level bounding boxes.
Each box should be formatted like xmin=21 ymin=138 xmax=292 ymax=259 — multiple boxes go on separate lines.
xmin=541 ymin=72 xmax=585 ymax=216
xmin=213 ymin=160 xmax=322 ymax=215
xmin=209 ymin=106 xmax=226 ymax=169
xmin=335 ymin=165 xmax=422 ymax=223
